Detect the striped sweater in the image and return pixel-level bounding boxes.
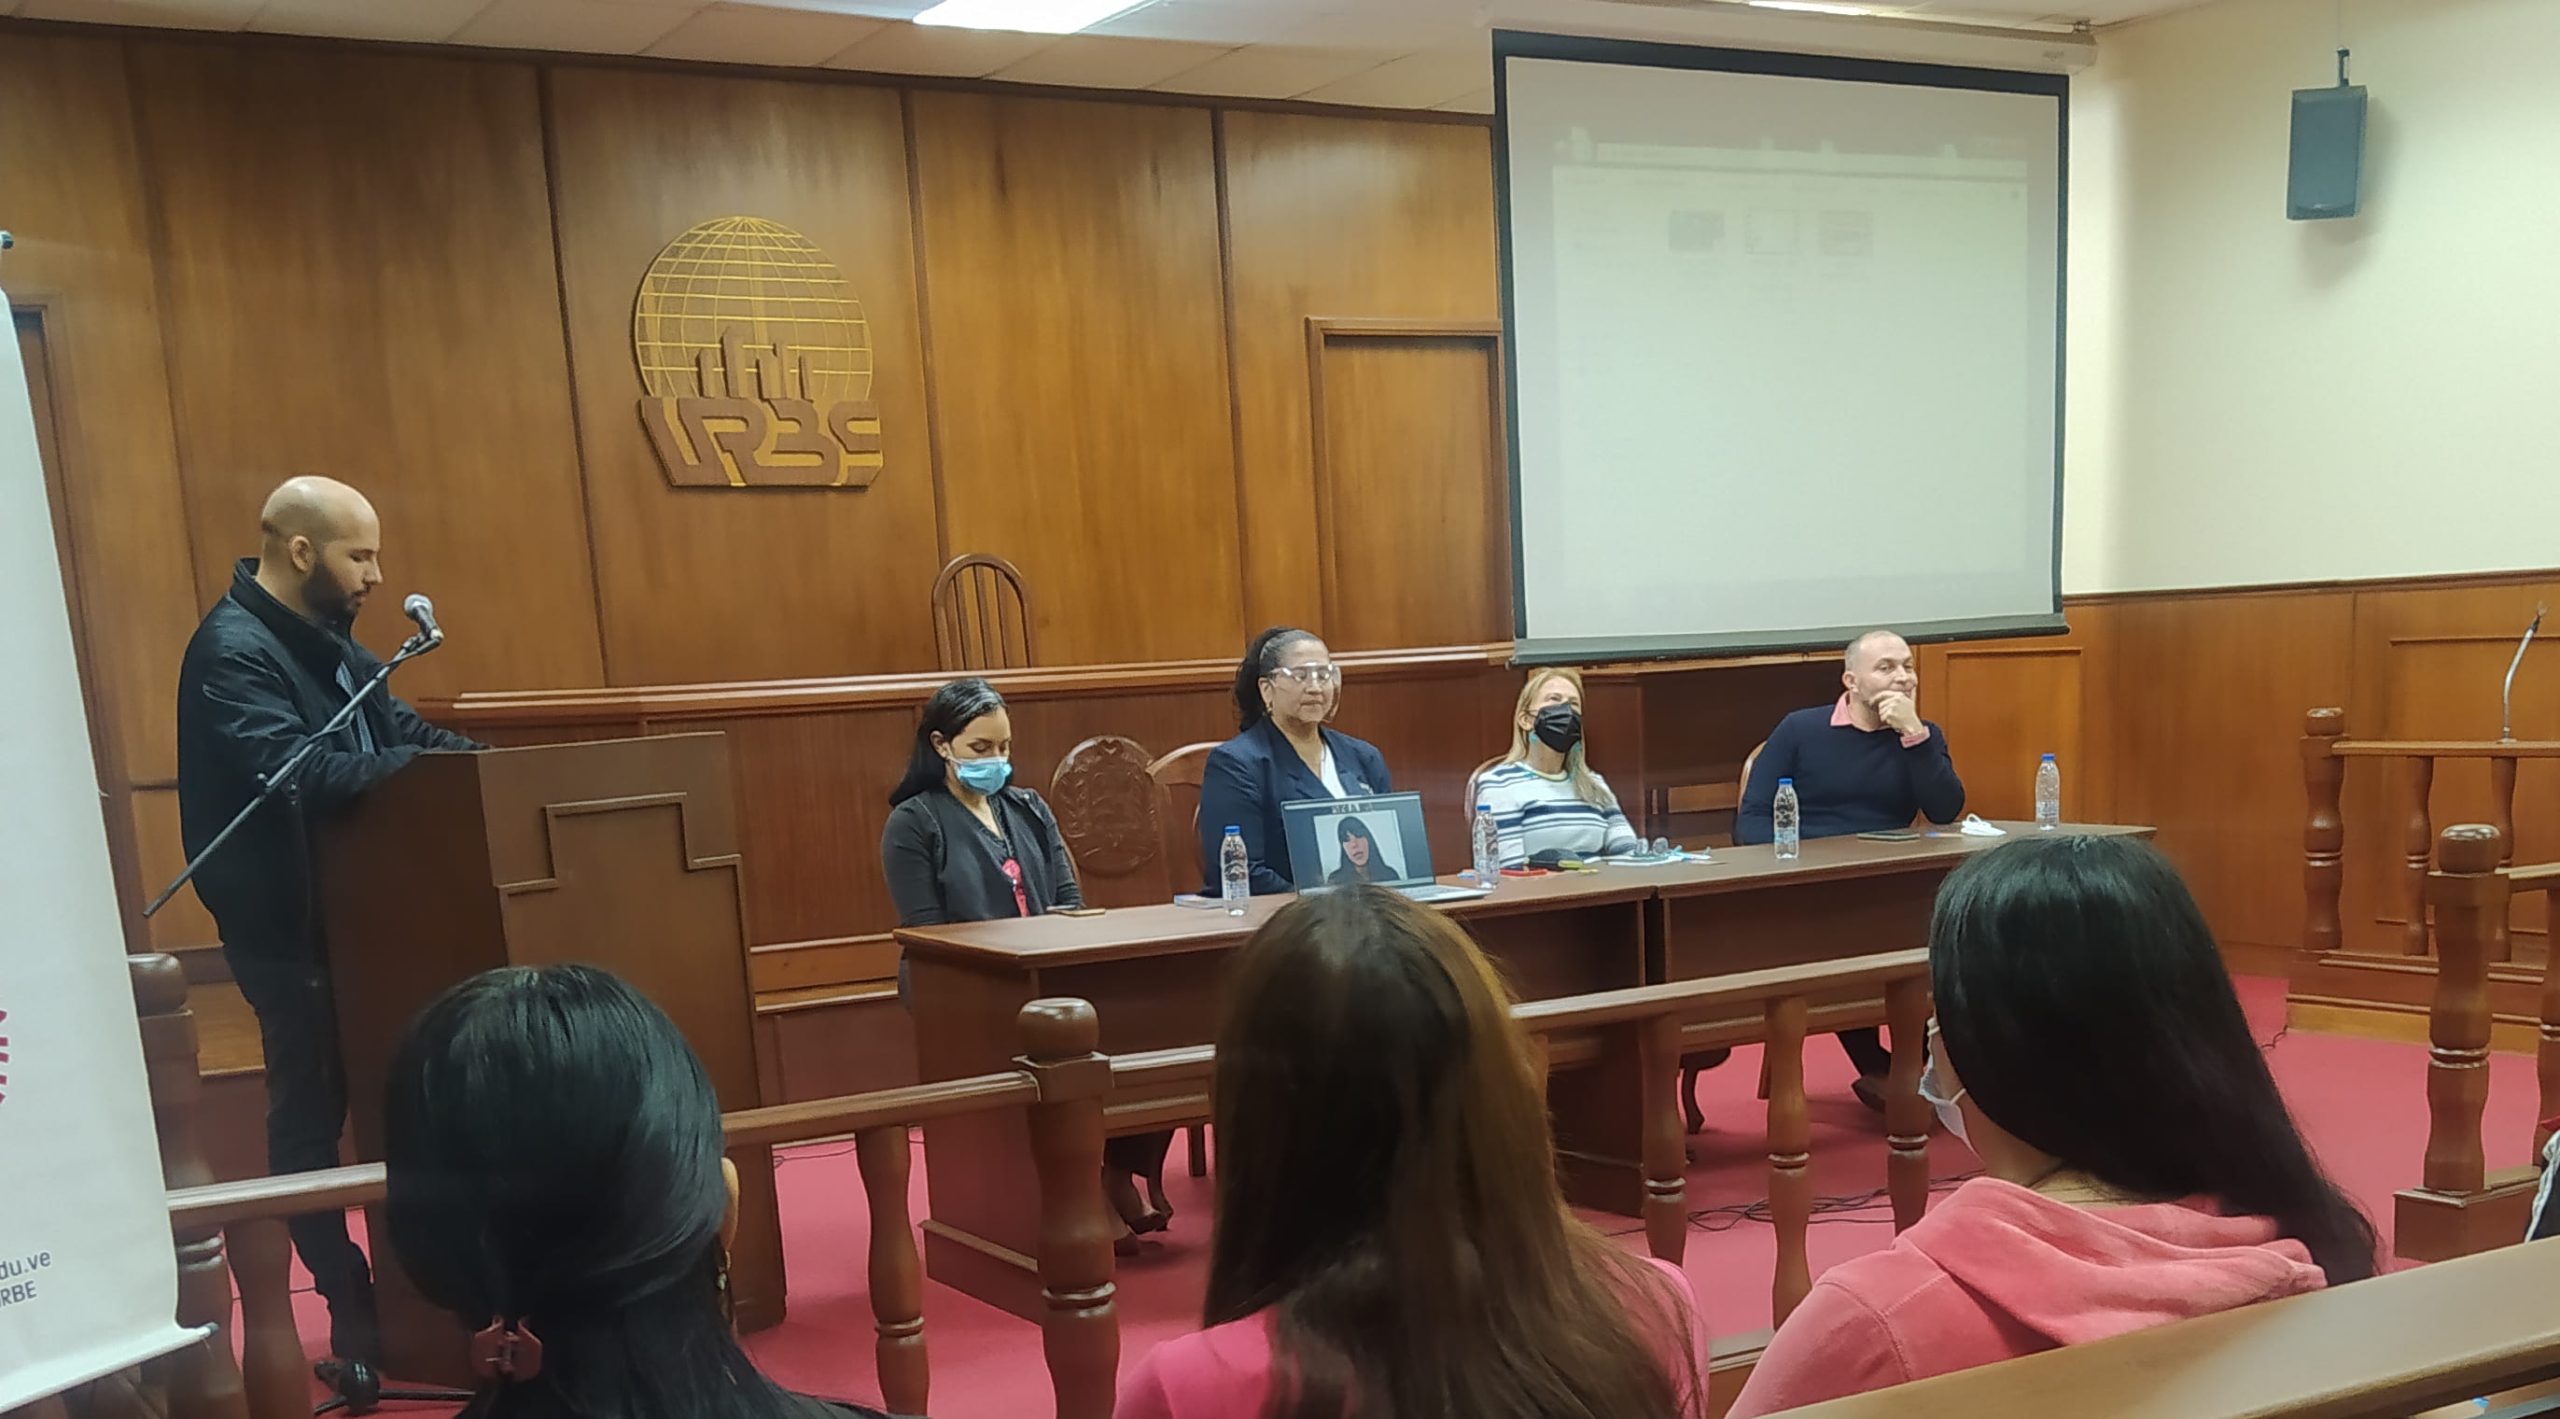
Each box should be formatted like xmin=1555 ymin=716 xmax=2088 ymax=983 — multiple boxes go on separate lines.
xmin=1476 ymin=760 xmax=1641 ymax=868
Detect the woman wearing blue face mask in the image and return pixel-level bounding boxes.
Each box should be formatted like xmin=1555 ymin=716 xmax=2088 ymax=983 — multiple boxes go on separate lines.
xmin=882 ymin=678 xmax=1172 ymax=1246
xmin=883 ymin=677 xmax=1082 ymax=948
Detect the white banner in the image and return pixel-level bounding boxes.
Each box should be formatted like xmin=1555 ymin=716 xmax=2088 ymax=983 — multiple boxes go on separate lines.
xmin=0 ymin=292 xmax=203 ymax=1408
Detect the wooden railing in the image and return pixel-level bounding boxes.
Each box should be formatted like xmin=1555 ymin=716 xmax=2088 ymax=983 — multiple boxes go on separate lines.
xmin=2300 ymin=709 xmax=2560 ymax=964
xmin=126 ymin=945 xmax=1932 ymax=1419
xmin=1109 ymin=948 xmax=1935 ymax=1335
xmin=1782 ymin=1235 xmax=2560 ymax=1419
xmin=131 ymin=955 xmax=1118 ymax=1419
xmin=2398 ymin=825 xmax=2560 ymax=1262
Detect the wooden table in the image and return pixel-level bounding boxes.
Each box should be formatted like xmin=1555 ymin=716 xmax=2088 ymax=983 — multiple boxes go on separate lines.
xmin=900 ymin=822 xmax=2150 ymax=1318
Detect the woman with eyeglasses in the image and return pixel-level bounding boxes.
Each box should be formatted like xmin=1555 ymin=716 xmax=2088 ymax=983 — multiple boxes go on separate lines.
xmin=1727 ymin=835 xmax=2374 ymax=1416
xmin=881 ymin=678 xmax=1177 ymax=1249
xmin=1196 ymin=627 xmax=1393 ymax=895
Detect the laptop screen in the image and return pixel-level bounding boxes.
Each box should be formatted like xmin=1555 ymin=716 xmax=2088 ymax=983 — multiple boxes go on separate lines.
xmin=1280 ymin=793 xmax=1436 ymax=891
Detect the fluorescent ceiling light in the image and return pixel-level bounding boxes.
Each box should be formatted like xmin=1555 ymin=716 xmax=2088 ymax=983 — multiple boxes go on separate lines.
xmin=911 ymin=0 xmax=1153 ymax=33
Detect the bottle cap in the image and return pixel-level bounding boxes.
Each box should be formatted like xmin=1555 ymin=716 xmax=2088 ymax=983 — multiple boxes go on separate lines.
xmin=1778 ymin=777 xmax=1793 ymax=786
xmin=1224 ymin=825 xmax=1241 ymax=833
xmin=2042 ymin=753 xmax=2056 ymax=762
xmin=1476 ymin=802 xmax=1490 ymax=812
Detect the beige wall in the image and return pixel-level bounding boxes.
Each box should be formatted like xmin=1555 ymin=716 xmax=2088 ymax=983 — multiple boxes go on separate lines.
xmin=2064 ymin=0 xmax=2560 ymax=594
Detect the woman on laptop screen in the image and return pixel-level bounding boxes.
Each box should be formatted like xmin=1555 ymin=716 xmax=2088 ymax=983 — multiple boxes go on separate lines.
xmin=1324 ymin=815 xmax=1403 ymax=886
xmin=1198 ymin=626 xmax=1393 ymax=895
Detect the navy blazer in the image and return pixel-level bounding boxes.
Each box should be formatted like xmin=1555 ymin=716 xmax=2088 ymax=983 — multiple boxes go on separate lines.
xmin=1196 ymin=719 xmax=1393 ymax=895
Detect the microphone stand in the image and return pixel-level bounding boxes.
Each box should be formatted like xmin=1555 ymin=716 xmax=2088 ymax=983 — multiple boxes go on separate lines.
xmin=144 ymin=625 xmax=440 ymax=917
xmin=2502 ymin=603 xmax=2545 ymax=745
xmin=142 ymin=625 xmax=471 ymax=1416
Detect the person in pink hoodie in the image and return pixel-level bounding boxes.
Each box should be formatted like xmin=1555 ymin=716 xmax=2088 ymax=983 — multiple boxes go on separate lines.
xmin=1730 ymin=835 xmax=2377 ymax=1417
xmin=1116 ymin=887 xmax=1704 ymax=1419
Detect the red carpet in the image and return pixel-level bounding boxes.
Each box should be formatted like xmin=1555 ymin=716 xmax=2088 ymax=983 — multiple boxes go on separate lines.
xmin=271 ymin=978 xmax=2547 ymax=1416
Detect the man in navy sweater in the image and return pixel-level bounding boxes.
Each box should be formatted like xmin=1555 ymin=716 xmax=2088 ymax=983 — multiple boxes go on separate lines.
xmin=1736 ymin=628 xmax=1966 ymax=1106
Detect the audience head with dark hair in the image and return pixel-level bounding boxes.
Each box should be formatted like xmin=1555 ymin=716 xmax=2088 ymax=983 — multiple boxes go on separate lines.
xmin=383 ymin=964 xmax=880 ymax=1419
xmin=1926 ymin=833 xmax=2377 ymax=1284
xmin=1119 ymin=886 xmax=1701 ymax=1419
xmin=1730 ymin=834 xmax=2374 ymax=1418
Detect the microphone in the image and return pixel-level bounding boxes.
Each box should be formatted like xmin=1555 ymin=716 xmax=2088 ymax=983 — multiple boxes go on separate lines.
xmin=402 ymin=593 xmax=444 ymax=648
xmin=2502 ymin=601 xmax=2544 ymax=743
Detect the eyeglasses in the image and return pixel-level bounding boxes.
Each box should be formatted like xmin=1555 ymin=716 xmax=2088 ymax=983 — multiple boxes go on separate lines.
xmin=1268 ymin=663 xmax=1341 ymax=688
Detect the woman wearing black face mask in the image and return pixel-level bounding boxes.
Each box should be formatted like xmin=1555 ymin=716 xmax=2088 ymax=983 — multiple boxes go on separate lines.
xmin=1475 ymin=668 xmax=1640 ymax=869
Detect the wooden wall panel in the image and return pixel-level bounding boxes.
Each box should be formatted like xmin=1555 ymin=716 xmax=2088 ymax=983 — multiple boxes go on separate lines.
xmin=1926 ymin=641 xmax=2084 ymax=822
xmin=1310 ymin=330 xmax=1509 ymax=650
xmin=2024 ymin=592 xmax=2352 ymax=957
xmin=2339 ymin=578 xmax=2560 ymax=958
xmin=546 ymin=68 xmax=945 ymax=684
xmin=688 ymin=707 xmax=915 ymax=950
xmin=910 ymin=91 xmax=1243 ymax=666
xmin=127 ymin=41 xmax=605 ymax=699
xmin=1222 ymin=112 xmax=1500 ymax=632
xmin=0 ymin=31 xmax=204 ymax=951
xmin=0 ymin=33 xmax=197 ymax=784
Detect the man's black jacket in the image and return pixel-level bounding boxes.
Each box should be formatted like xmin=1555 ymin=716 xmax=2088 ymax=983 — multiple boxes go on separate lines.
xmin=176 ymin=558 xmax=481 ymax=960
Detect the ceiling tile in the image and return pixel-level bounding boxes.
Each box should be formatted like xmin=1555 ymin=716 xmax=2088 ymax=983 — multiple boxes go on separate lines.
xmin=822 ymin=19 xmax=1053 ymax=75
xmin=989 ymin=32 xmax=1239 ymax=89
xmin=1260 ymin=4 xmax=1479 ymax=51
xmin=643 ymin=0 xmax=886 ymax=64
xmin=249 ymin=0 xmax=497 ymax=42
xmin=1148 ymin=42 xmax=1396 ymax=100
xmin=728 ymin=0 xmax=928 ymax=17
xmin=16 ymin=0 xmax=263 ymax=27
xmin=1292 ymin=42 xmax=1486 ymax=109
xmin=1086 ymin=0 xmax=1267 ymax=45
xmin=451 ymin=0 xmax=703 ymax=53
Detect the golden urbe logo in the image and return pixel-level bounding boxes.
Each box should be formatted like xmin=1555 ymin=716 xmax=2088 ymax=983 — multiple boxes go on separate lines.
xmin=633 ymin=216 xmax=884 ymax=489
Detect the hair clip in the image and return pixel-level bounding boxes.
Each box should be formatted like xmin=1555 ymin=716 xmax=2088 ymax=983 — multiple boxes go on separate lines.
xmin=469 ymin=1317 xmax=544 ymax=1382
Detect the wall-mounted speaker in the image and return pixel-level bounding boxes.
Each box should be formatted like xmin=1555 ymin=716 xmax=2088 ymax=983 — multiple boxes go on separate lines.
xmin=2288 ymin=83 xmax=2368 ymax=220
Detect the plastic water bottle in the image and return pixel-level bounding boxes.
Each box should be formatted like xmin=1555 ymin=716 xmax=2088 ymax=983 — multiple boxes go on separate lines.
xmin=1773 ymin=778 xmax=1800 ymax=861
xmin=2035 ymin=754 xmax=2062 ymax=831
xmin=1220 ymin=826 xmax=1250 ymax=916
xmin=1472 ymin=802 xmax=1501 ymax=887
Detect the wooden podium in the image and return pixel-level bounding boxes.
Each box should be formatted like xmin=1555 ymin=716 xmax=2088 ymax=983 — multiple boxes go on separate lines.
xmin=314 ymin=733 xmax=784 ymax=1381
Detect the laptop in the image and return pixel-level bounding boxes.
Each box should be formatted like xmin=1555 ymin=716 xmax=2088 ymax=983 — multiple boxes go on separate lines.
xmin=1279 ymin=792 xmax=1492 ymax=904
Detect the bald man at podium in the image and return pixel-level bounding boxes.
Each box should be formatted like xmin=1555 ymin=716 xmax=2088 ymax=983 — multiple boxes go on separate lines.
xmin=175 ymin=476 xmax=481 ymax=1368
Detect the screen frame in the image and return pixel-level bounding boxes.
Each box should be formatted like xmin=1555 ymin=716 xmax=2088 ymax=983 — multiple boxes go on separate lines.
xmin=1491 ymin=28 xmax=2073 ymax=665
xmin=1280 ymin=791 xmax=1436 ymax=890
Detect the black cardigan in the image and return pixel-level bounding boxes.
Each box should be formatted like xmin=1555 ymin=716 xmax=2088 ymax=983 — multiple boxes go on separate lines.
xmin=881 ymin=785 xmax=1083 ymax=927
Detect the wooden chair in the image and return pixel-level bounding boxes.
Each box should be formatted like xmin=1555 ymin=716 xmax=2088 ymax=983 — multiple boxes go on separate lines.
xmin=1737 ymin=738 xmax=1767 ymax=821
xmin=1147 ymin=741 xmax=1219 ymax=896
xmin=1145 ymin=739 xmax=1221 ymax=1180
xmin=1049 ymin=735 xmax=1173 ymax=910
xmin=1680 ymin=737 xmax=1766 ymax=1132
xmin=1465 ymin=754 xmax=1504 ymax=827
xmin=1029 ymin=737 xmax=1184 ymax=1214
xmin=932 ymin=553 xmax=1035 ymax=671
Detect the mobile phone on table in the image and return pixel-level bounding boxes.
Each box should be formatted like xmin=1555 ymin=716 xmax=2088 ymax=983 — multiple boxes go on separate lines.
xmin=1856 ymin=829 xmax=1923 ymax=843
